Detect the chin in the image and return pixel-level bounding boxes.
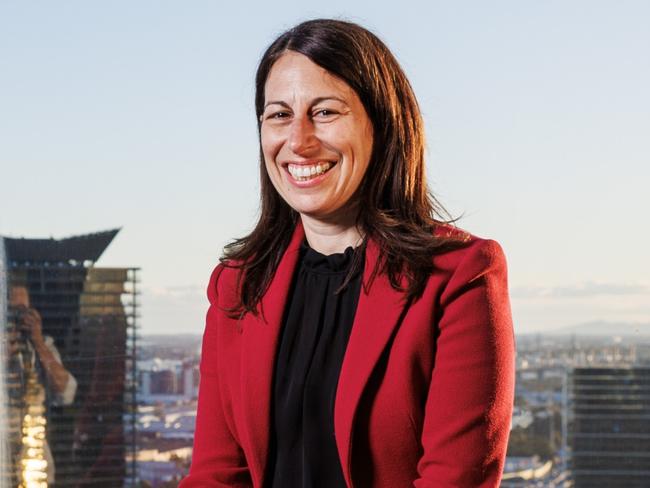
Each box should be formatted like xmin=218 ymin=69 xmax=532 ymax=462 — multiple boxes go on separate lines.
xmin=290 ymin=205 xmax=330 ymax=219
xmin=282 ymin=194 xmax=326 ymax=215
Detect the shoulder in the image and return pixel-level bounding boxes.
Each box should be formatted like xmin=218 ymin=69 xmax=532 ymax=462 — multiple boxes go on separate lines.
xmin=427 ymin=224 xmax=513 ymax=347
xmin=205 ymin=261 xmax=242 ymax=311
xmin=201 ymin=263 xmax=243 ymax=374
xmin=432 ymin=222 xmax=508 ymax=271
xmin=428 ymin=223 xmax=509 ymax=299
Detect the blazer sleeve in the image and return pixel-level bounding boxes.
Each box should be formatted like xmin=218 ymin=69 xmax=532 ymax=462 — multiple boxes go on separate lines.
xmin=179 ymin=265 xmax=253 ymax=488
xmin=414 ymin=239 xmax=515 ymax=488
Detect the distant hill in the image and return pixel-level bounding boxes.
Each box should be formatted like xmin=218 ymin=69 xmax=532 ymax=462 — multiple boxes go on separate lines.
xmin=545 ymin=320 xmax=650 ymax=337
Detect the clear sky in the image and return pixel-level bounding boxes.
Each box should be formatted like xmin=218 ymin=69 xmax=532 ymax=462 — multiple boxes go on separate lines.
xmin=1 ymin=1 xmax=648 ymax=335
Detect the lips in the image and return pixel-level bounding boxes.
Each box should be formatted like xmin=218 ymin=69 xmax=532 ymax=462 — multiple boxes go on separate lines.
xmin=286 ymin=161 xmax=336 ymax=181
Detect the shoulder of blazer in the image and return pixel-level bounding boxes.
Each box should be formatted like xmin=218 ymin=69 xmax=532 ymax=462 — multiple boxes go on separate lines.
xmin=430 ymin=222 xmax=509 ymax=287
xmin=206 ymin=261 xmax=244 ymax=312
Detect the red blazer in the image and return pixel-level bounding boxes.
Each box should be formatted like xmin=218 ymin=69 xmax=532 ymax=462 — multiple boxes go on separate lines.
xmin=180 ymin=222 xmax=515 ymax=488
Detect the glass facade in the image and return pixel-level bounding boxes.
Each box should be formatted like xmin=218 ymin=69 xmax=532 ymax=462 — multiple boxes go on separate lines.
xmin=569 ymin=367 xmax=650 ymax=487
xmin=1 ymin=237 xmax=10 ymax=482
xmin=1 ymin=231 xmax=139 ymax=487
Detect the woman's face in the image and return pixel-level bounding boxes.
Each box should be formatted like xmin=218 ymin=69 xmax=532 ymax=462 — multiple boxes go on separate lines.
xmin=260 ymin=51 xmax=374 ymax=221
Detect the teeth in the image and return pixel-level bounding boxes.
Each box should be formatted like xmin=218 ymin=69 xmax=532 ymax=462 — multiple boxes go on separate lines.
xmin=288 ymin=162 xmax=333 ymax=180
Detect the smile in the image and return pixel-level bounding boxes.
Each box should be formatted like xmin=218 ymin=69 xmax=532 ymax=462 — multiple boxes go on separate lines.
xmin=286 ymin=162 xmax=335 ymax=181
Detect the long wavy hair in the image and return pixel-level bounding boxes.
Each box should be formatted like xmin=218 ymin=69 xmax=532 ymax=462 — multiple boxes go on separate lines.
xmin=223 ymin=18 xmax=464 ymax=317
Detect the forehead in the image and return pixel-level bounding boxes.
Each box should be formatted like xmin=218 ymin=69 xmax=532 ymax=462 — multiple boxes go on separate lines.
xmin=264 ymin=51 xmax=355 ymax=100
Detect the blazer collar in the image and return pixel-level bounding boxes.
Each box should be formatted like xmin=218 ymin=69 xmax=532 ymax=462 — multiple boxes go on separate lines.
xmin=239 ymin=220 xmax=408 ymax=487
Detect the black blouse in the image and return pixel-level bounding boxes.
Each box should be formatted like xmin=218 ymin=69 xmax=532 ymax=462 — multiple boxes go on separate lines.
xmin=268 ymin=239 xmax=365 ymax=487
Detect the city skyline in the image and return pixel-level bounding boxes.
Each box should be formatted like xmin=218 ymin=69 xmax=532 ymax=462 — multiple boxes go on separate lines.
xmin=2 ymin=1 xmax=648 ymax=335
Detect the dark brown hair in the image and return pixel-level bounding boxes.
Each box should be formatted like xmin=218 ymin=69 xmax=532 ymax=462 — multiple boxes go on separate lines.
xmin=222 ymin=18 xmax=463 ymax=316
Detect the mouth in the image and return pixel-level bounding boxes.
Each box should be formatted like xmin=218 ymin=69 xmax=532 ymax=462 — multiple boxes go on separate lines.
xmin=285 ymin=161 xmax=337 ymax=182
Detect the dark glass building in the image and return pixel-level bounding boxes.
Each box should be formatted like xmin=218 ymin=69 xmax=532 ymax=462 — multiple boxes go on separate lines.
xmin=569 ymin=366 xmax=650 ymax=487
xmin=1 ymin=229 xmax=139 ymax=487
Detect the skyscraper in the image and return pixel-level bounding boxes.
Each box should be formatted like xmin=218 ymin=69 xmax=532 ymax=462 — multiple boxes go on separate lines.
xmin=0 ymin=237 xmax=10 ymax=485
xmin=1 ymin=230 xmax=139 ymax=487
xmin=569 ymin=366 xmax=650 ymax=487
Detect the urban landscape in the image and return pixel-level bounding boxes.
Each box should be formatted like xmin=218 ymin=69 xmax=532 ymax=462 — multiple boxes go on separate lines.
xmin=2 ymin=230 xmax=650 ymax=487
xmin=137 ymin=330 xmax=650 ymax=487
xmin=4 ymin=2 xmax=648 ymax=487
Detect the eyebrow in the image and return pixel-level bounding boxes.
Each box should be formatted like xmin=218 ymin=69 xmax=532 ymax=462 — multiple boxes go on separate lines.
xmin=263 ymin=96 xmax=349 ymax=110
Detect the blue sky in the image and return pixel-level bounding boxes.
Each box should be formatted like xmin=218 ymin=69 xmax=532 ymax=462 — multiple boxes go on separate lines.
xmin=1 ymin=1 xmax=648 ymax=334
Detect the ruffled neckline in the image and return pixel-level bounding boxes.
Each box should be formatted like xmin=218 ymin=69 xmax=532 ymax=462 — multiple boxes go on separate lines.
xmin=300 ymin=240 xmax=360 ymax=274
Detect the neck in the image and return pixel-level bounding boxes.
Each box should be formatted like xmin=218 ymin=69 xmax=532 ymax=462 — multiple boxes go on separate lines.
xmin=300 ymin=212 xmax=364 ymax=255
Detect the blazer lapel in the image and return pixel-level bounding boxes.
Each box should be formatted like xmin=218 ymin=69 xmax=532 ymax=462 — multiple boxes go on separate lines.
xmin=334 ymin=238 xmax=410 ymax=487
xmin=239 ymin=226 xmax=409 ymax=487
xmin=239 ymin=221 xmax=305 ymax=487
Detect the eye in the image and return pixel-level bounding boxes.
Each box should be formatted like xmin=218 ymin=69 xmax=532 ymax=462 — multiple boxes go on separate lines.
xmin=313 ymin=108 xmax=337 ymax=119
xmin=267 ymin=111 xmax=290 ymax=120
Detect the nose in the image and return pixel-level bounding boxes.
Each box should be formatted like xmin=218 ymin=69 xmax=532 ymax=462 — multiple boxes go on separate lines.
xmin=288 ymin=116 xmax=318 ymax=154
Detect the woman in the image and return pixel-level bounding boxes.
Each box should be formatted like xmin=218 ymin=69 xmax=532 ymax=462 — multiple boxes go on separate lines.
xmin=181 ymin=19 xmax=515 ymax=488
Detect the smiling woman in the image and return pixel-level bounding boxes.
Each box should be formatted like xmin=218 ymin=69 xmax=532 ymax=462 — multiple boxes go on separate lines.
xmin=180 ymin=18 xmax=515 ymax=488
xmin=260 ymin=51 xmax=374 ymax=227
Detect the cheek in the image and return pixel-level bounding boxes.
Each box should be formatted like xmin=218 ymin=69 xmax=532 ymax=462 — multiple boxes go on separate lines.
xmin=356 ymin=130 xmax=374 ymax=177
xmin=264 ymin=159 xmax=283 ymax=189
xmin=261 ymin=144 xmax=284 ymax=188
xmin=351 ymin=139 xmax=372 ymax=175
xmin=261 ymin=128 xmax=283 ymax=161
